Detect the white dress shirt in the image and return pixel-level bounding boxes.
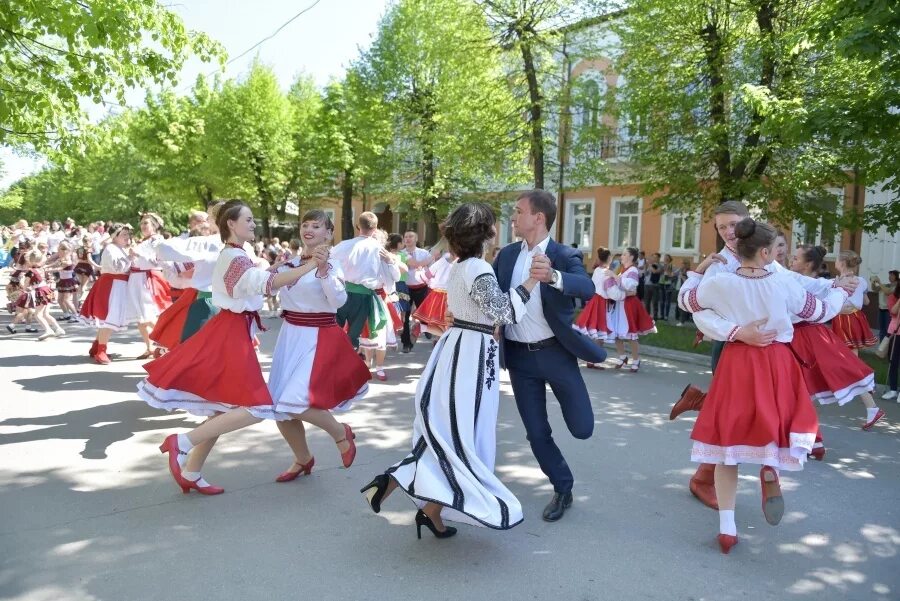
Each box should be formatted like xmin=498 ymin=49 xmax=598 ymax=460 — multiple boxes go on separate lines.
xmin=330 ymin=235 xmax=384 ymax=290
xmin=505 ymin=236 xmax=564 ymax=343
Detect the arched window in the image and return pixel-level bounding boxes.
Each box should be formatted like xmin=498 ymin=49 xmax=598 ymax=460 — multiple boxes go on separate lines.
xmin=581 ymin=79 xmax=601 ymax=131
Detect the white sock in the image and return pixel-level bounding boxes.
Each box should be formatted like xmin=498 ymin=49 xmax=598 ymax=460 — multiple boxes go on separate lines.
xmin=719 ymin=509 xmax=737 ymax=536
xmin=177 ymin=433 xmax=194 ymax=453
xmin=866 ymin=407 xmax=880 ymax=421
xmin=181 ymin=470 xmax=200 ymax=481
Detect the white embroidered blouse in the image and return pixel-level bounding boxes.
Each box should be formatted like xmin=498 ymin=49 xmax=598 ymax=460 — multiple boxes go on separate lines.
xmin=211 ymin=245 xmax=276 ymax=312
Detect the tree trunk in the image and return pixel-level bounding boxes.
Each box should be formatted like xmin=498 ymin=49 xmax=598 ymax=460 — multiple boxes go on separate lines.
xmin=251 ymin=153 xmax=271 ymax=239
xmin=521 ymin=39 xmax=545 ymax=189
xmin=700 ymin=15 xmax=731 ymax=201
xmin=341 ymin=168 xmax=354 ymax=241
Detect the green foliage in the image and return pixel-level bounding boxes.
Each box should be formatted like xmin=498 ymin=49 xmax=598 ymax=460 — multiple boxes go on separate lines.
xmin=0 ymin=0 xmax=223 ymax=150
xmin=611 ymin=0 xmax=899 ymax=232
xmin=364 ymin=0 xmax=528 ymax=226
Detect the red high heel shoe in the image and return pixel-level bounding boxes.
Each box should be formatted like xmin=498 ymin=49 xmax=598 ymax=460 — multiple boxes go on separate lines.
xmin=717 ymin=534 xmax=738 ymax=554
xmin=760 ymin=466 xmax=784 ymax=526
xmin=158 ymin=434 xmax=189 ymax=490
xmin=275 ymin=457 xmax=315 ymax=482
xmin=337 ymin=424 xmax=357 ymax=468
xmin=808 ymin=446 xmax=826 ymax=461
xmin=181 ymin=476 xmax=224 ymax=495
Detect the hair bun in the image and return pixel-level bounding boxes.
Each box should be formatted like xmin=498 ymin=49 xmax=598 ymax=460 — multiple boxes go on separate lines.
xmin=734 ymin=217 xmax=757 ymax=239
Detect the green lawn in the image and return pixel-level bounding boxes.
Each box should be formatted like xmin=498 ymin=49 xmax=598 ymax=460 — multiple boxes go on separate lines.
xmin=642 ymin=322 xmax=891 ymax=386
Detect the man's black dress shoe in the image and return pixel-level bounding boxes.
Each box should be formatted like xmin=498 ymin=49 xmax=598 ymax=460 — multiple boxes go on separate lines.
xmin=542 ymin=492 xmax=573 ymax=522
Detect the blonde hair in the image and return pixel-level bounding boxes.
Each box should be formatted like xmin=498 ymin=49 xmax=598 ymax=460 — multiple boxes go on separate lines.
xmin=26 ymin=249 xmax=45 ymax=265
xmin=357 ymin=211 xmax=378 ymax=231
xmin=838 ymin=250 xmax=861 ymax=272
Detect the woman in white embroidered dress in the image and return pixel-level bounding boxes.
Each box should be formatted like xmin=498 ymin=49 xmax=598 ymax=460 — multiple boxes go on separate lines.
xmin=270 ymin=210 xmax=371 ymax=482
xmin=682 ymin=218 xmax=849 ymax=555
xmin=139 ymin=200 xmax=316 ymax=495
xmin=607 ymin=247 xmax=656 ymax=372
xmin=79 ymin=223 xmax=133 ymax=365
xmin=360 ymin=203 xmax=536 ymax=539
xmin=126 ymin=213 xmax=172 ymax=359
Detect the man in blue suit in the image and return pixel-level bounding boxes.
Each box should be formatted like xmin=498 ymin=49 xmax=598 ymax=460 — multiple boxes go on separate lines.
xmin=493 ymin=189 xmax=607 ymax=521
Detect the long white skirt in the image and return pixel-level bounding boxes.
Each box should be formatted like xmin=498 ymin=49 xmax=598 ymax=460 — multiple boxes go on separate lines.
xmin=80 ymin=280 xmax=129 ymax=331
xmin=387 ymin=328 xmax=523 ymax=530
xmin=268 ymin=324 xmax=368 ymax=414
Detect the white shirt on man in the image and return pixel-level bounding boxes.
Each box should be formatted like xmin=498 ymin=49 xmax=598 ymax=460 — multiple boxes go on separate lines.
xmin=330 ymin=235 xmax=385 ymax=290
xmin=504 ymin=236 xmax=564 ymax=343
xmin=404 ymin=247 xmax=432 ymax=286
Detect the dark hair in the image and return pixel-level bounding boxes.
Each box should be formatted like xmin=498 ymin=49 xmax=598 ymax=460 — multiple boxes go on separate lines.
xmin=800 ymin=245 xmax=828 ymax=272
xmin=107 ymin=222 xmax=133 ymax=239
xmin=596 ymin=246 xmax=611 ymax=263
xmin=386 ymin=233 xmax=403 ymax=251
xmin=714 ymin=200 xmax=751 ymax=217
xmin=217 ymin=199 xmax=250 ymax=242
xmin=441 ymin=202 xmax=496 ymax=260
xmin=624 ymin=247 xmax=639 ymax=262
xmin=301 ymin=209 xmax=334 ymax=232
xmin=734 ymin=218 xmax=776 ymax=259
xmin=517 ymin=189 xmax=557 ymax=229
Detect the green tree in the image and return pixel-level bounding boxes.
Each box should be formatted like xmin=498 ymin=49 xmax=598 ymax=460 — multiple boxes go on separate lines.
xmin=612 ymin=0 xmax=897 ymax=233
xmin=1 ymin=0 xmax=222 ymax=149
xmin=365 ymin=0 xmax=527 ymax=240
xmin=203 ymin=61 xmax=295 ymax=238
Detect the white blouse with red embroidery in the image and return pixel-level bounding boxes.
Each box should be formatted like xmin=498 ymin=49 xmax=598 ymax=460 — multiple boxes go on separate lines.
xmin=593 ymin=269 xmax=625 ymax=301
xmin=686 ymin=270 xmax=848 ymax=343
xmin=211 ymin=246 xmax=276 ymax=312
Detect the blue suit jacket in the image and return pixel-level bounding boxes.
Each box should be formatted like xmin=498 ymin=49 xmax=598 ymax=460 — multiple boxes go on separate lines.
xmin=493 ymin=239 xmax=608 ymax=369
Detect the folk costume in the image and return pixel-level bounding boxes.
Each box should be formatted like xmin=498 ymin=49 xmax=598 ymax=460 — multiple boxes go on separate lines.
xmin=331 ymin=235 xmax=388 ymax=349
xmin=573 ymin=267 xmax=624 ymax=341
xmin=125 ymin=234 xmax=171 ymax=325
xmin=412 ymin=253 xmax=453 ymax=329
xmin=268 ymin=257 xmax=370 ymax=415
xmin=79 ymin=243 xmax=131 ymax=331
xmin=384 ymin=258 xmax=528 ymax=530
xmin=831 ymin=277 xmax=877 ymax=349
xmin=609 ymin=266 xmax=657 ymax=340
xmin=137 ymin=243 xmax=282 ymax=419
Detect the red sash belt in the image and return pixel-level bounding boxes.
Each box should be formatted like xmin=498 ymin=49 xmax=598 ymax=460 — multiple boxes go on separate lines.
xmin=103 ymin=273 xmax=129 ymax=282
xmin=240 ymin=310 xmax=267 ymax=332
xmin=281 ymin=310 xmax=337 ymax=328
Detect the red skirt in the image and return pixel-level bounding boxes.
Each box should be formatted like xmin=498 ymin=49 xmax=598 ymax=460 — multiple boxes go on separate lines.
xmin=80 ymin=273 xmax=128 ymax=321
xmin=690 ymin=343 xmax=818 ymax=471
xmin=574 ymin=295 xmax=609 ymax=339
xmin=150 ymin=288 xmax=197 ymax=350
xmin=57 ymin=277 xmax=77 ymax=293
xmin=792 ymin=322 xmax=875 ymax=405
xmin=134 ymin=269 xmax=173 ymax=313
xmin=623 ymin=296 xmax=656 ymax=336
xmin=412 ymin=289 xmax=449 ymax=327
xmin=831 ymin=311 xmax=877 ymax=349
xmin=138 ymin=310 xmax=272 ymax=416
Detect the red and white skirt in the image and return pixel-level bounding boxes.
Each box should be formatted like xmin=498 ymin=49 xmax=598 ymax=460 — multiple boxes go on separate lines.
xmin=412 ymin=288 xmax=449 ymax=327
xmin=126 ymin=269 xmax=172 ymax=324
xmin=150 ymin=288 xmax=197 ymax=351
xmin=137 ymin=310 xmax=280 ymax=418
xmin=79 ymin=273 xmax=129 ymax=330
xmin=690 ymin=343 xmax=818 ymax=471
xmin=792 ymin=322 xmax=875 ymax=405
xmin=831 ymin=311 xmax=877 ymax=349
xmin=573 ymin=294 xmax=609 ymax=340
xmin=57 ymin=277 xmax=78 ymax=293
xmin=621 ymin=296 xmax=656 ymax=339
xmin=360 ymin=289 xmax=398 ymax=350
xmin=268 ymin=311 xmax=370 ymax=414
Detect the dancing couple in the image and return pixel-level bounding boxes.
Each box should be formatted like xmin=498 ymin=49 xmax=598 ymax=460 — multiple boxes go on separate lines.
xmin=361 ymin=190 xmax=606 ymax=538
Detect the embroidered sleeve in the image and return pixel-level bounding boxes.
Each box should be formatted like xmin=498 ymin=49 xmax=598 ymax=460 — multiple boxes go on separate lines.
xmin=602 ymin=275 xmax=626 ymax=301
xmin=796 ymin=292 xmax=817 ymax=320
xmin=470 ymin=273 xmax=529 ymax=325
xmin=224 ymin=255 xmax=274 ymax=298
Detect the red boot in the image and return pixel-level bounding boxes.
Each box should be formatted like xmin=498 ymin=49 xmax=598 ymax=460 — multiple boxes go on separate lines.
xmin=94 ymin=344 xmax=111 ymax=365
xmin=670 ymin=385 xmax=706 ymax=420
xmin=689 ymin=463 xmax=718 ymax=510
xmin=88 ymin=339 xmax=99 ymax=357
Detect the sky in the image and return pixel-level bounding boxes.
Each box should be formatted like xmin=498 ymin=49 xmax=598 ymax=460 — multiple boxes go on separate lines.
xmin=0 ymin=0 xmax=392 ymax=189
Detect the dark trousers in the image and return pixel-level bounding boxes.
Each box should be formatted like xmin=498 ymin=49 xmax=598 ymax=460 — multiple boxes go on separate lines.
xmin=506 ymin=341 xmax=594 ymax=494
xmin=336 ymin=291 xmax=371 ymax=349
xmin=711 ymin=340 xmax=726 ymax=373
xmin=889 ymin=334 xmax=899 ymax=391
xmin=401 ymin=284 xmax=431 ymax=347
xmin=643 ymin=283 xmax=659 ymax=316
xmin=878 ymin=309 xmax=889 ymax=340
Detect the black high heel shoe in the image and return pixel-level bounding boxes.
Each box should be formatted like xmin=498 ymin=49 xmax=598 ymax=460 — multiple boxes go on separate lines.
xmin=415 ymin=509 xmax=457 ymax=540
xmin=360 ymin=474 xmax=390 ymax=514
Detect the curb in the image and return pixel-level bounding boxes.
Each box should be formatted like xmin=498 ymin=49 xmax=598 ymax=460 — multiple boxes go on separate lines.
xmin=637 ymin=344 xmax=711 ymax=367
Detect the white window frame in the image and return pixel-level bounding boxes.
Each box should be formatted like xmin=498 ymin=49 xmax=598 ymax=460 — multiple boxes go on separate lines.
xmin=563 ymin=199 xmax=595 ymax=253
xmin=496 ymin=202 xmax=516 ymax=248
xmin=791 ymin=187 xmax=843 ymax=259
xmin=609 ymin=196 xmax=642 ymax=250
xmin=660 ymin=209 xmax=701 ymax=254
